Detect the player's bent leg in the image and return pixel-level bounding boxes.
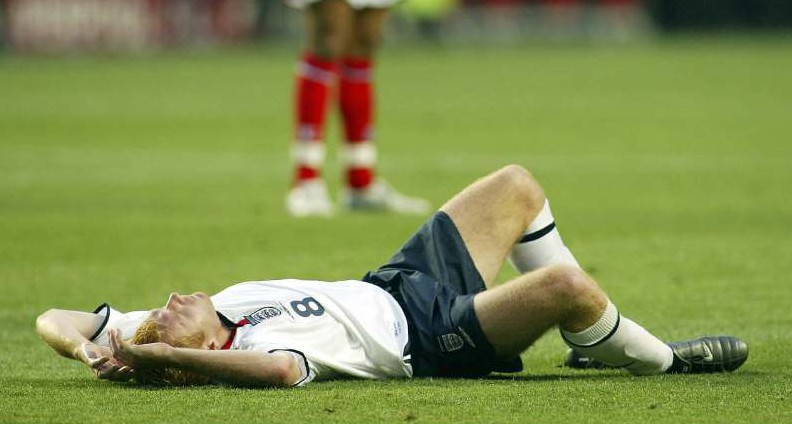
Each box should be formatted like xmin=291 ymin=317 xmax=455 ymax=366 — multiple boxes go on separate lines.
xmin=441 ymin=164 xmax=546 ymax=286
xmin=475 ymin=264 xmax=679 ymax=375
xmin=473 ymin=265 xmax=607 ymax=358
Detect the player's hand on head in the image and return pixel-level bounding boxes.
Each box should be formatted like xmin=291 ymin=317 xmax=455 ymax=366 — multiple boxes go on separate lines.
xmin=95 ymin=361 xmax=135 ymax=382
xmin=76 ymin=342 xmax=112 ymax=367
xmin=76 ymin=342 xmax=135 ymax=382
xmin=108 ymin=328 xmax=173 ymax=370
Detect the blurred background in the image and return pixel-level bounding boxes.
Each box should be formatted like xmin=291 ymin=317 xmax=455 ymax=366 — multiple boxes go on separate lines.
xmin=2 ymin=0 xmax=791 ymax=54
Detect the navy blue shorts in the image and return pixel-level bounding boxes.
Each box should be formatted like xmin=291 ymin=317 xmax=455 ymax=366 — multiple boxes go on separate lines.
xmin=362 ymin=211 xmax=523 ymax=378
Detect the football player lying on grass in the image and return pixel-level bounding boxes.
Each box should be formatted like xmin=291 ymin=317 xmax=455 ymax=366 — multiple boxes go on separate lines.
xmin=36 ymin=165 xmax=749 ymax=388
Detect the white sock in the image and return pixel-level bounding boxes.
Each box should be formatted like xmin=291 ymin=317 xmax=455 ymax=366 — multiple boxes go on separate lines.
xmin=292 ymin=140 xmax=325 ymax=173
xmin=561 ymin=301 xmax=674 ymax=375
xmin=340 ymin=142 xmax=377 ymax=169
xmin=509 ymin=199 xmax=580 ymax=273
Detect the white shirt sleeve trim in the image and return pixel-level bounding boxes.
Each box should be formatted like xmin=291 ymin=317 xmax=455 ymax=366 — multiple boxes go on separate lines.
xmin=88 ymin=303 xmax=113 ymax=342
xmin=268 ymin=349 xmax=315 ymax=387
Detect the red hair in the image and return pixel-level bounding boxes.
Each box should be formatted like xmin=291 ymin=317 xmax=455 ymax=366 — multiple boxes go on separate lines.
xmin=131 ymin=318 xmax=211 ymax=386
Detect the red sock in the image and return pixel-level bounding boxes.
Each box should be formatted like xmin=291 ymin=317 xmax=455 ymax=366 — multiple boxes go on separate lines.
xmin=340 ymin=57 xmax=375 ymax=189
xmin=340 ymin=57 xmax=373 ymax=143
xmin=346 ymin=167 xmax=373 ymax=189
xmin=293 ymin=52 xmax=337 ymax=184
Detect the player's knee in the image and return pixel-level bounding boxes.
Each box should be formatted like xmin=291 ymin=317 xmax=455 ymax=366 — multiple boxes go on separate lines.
xmin=350 ymin=32 xmax=382 ymax=57
xmin=496 ymin=164 xmax=544 ymax=207
xmin=311 ymin=27 xmax=348 ymax=58
xmin=500 ymin=164 xmax=531 ymax=178
xmin=497 ymin=165 xmax=535 ymax=190
xmin=543 ymin=265 xmax=602 ymax=306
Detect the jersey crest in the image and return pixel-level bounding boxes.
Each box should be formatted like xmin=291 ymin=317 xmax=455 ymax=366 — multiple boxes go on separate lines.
xmin=244 ymin=304 xmax=288 ymax=325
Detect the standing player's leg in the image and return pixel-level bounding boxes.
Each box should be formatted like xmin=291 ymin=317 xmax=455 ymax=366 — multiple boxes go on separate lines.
xmin=287 ymin=0 xmax=353 ymax=217
xmin=338 ymin=8 xmax=383 ymax=194
xmin=339 ymin=8 xmax=430 ymax=214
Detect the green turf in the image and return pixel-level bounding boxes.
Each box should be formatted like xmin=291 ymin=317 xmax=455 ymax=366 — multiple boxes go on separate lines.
xmin=1 ymin=37 xmax=791 ymax=423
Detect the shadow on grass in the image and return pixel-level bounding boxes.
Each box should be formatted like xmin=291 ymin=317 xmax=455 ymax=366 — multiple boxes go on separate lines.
xmin=4 ymin=369 xmax=766 ymax=393
xmin=1 ymin=376 xmax=217 ymax=392
xmin=434 ymin=370 xmax=769 ymax=383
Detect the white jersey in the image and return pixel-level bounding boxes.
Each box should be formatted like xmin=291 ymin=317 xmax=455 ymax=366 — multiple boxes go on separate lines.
xmin=90 ymin=279 xmax=412 ymax=385
xmin=285 ymin=0 xmax=400 ymax=11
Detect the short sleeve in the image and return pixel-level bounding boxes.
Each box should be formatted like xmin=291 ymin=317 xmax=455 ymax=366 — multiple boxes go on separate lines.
xmin=89 ymin=303 xmax=151 ymax=346
xmin=268 ymin=349 xmax=315 ymax=387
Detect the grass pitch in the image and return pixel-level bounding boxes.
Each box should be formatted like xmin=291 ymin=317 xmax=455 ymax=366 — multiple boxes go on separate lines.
xmin=1 ymin=37 xmax=791 ymax=423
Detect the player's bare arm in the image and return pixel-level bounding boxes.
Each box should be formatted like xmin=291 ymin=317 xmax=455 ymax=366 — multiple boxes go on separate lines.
xmin=36 ymin=309 xmax=103 ymax=359
xmin=35 ymin=309 xmax=133 ymax=381
xmin=108 ymin=329 xmax=302 ymax=388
